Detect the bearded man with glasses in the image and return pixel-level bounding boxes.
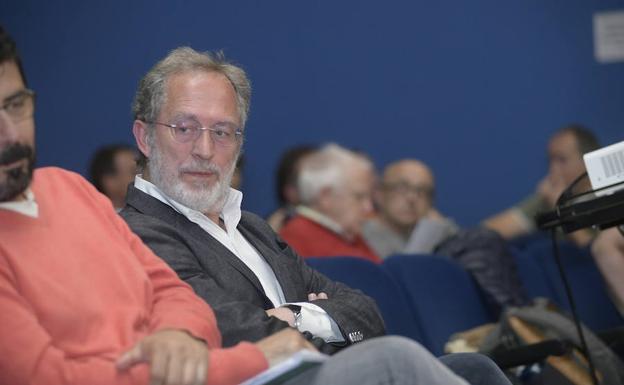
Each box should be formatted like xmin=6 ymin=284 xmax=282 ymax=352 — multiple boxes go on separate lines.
xmin=122 ymin=47 xmax=386 ymax=353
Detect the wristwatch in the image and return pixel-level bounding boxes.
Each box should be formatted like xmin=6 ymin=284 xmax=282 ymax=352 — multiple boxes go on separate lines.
xmin=288 ymin=305 xmax=302 ymax=328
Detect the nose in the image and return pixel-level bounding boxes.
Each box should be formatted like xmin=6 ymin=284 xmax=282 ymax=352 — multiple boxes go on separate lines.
xmin=190 ymin=129 xmax=215 ymax=160
xmin=0 ymin=110 xmax=19 ymax=145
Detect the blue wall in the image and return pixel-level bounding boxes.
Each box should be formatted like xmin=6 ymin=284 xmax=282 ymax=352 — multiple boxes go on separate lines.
xmin=2 ymin=0 xmax=623 ymax=225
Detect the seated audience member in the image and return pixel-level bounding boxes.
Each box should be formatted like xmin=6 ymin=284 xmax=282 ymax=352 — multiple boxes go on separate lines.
xmin=591 ymin=227 xmax=624 ymax=317
xmin=363 ymin=159 xmax=527 ymax=312
xmin=0 ymin=26 xmax=492 ymax=385
xmin=89 ymin=143 xmax=138 ymax=210
xmin=363 ymin=159 xmax=458 ymax=257
xmin=121 ymin=48 xmax=385 ymax=353
xmin=483 ymin=124 xmax=600 ymax=247
xmin=266 ymin=144 xmax=316 ymax=231
xmin=279 ymin=143 xmax=381 ymax=263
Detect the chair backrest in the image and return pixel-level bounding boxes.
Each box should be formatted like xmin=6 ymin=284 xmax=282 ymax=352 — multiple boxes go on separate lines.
xmin=383 ymin=254 xmax=494 ymax=356
xmin=521 ymin=239 xmax=624 ymax=331
xmin=511 ymin=246 xmax=559 ymax=300
xmin=305 ymin=256 xmax=425 ymax=343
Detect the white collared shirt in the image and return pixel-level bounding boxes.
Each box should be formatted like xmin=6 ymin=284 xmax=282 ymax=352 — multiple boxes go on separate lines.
xmin=134 ymin=175 xmax=344 ymax=342
xmin=0 ymin=189 xmax=38 ymax=218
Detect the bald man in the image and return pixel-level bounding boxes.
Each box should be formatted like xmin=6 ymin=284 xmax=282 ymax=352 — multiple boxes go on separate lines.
xmin=363 ymin=159 xmax=527 ymax=311
xmin=362 ymin=159 xmax=458 ymax=258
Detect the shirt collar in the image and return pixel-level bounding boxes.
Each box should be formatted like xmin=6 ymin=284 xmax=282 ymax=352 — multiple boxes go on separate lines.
xmin=0 ymin=188 xmax=39 ymax=218
xmin=133 ymin=174 xmax=243 ymax=231
xmin=296 ymin=205 xmax=345 ymax=236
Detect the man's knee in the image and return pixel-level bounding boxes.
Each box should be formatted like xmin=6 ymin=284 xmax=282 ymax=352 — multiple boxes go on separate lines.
xmin=440 ymin=353 xmax=508 ymax=385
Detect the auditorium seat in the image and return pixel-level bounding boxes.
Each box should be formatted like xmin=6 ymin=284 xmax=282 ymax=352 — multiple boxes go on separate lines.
xmin=519 ymin=238 xmax=624 ymax=331
xmin=383 ymin=254 xmax=494 ymax=355
xmin=305 ymin=256 xmax=425 ymax=343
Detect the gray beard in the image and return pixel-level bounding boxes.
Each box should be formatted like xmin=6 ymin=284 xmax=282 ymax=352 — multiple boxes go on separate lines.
xmin=147 ymin=143 xmax=238 ymax=215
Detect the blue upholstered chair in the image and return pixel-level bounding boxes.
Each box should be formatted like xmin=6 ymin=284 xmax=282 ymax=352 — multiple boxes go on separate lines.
xmin=520 ymin=239 xmax=624 ymax=331
xmin=382 ymin=254 xmax=494 ymax=356
xmin=305 ymin=256 xmax=425 ymax=343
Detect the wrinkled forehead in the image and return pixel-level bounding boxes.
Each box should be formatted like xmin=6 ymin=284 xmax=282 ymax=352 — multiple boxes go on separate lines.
xmin=384 ymin=162 xmax=433 ymax=186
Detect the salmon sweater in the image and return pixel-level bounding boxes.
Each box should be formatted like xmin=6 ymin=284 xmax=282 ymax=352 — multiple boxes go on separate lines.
xmin=0 ymin=167 xmax=267 ymax=385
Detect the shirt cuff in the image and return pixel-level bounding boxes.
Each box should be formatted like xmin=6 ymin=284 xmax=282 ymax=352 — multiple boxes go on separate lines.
xmin=282 ymin=302 xmax=345 ymax=343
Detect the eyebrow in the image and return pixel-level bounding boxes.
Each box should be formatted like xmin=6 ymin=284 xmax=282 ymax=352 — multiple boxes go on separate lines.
xmin=168 ymin=112 xmax=239 ymax=127
xmin=2 ymin=89 xmax=29 ymax=105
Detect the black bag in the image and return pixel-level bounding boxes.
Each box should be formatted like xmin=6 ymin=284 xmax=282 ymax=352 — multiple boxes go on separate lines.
xmin=435 ymin=227 xmax=529 ymax=314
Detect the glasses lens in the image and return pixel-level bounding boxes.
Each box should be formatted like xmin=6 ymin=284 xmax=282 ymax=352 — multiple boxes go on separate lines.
xmin=172 ymin=122 xmax=201 ymax=143
xmin=4 ymin=91 xmax=34 ymax=121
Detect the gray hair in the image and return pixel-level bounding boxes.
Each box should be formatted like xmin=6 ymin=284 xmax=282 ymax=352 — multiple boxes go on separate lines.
xmin=297 ymin=143 xmax=373 ymax=205
xmin=132 ymin=47 xmax=251 ymax=128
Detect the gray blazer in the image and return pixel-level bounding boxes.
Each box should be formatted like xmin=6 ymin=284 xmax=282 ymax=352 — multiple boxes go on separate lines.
xmin=121 ymin=185 xmax=385 ymax=350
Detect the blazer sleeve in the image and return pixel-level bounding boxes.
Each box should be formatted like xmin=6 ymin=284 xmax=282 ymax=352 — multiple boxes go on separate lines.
xmin=244 ymin=213 xmax=387 ymax=345
xmin=121 ymin=210 xmax=293 ymax=347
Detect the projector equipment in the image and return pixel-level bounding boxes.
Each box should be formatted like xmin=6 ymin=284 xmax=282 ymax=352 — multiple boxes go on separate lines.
xmin=533 ymin=141 xmax=624 ymax=385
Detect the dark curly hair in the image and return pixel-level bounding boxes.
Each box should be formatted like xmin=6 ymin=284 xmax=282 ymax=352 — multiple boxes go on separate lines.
xmin=0 ymin=24 xmax=27 ymax=85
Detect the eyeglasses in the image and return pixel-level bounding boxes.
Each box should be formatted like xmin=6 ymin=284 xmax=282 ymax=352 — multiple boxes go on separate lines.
xmin=383 ymin=182 xmax=432 ymax=198
xmin=146 ymin=120 xmax=243 ymax=147
xmin=0 ymin=89 xmax=35 ymax=123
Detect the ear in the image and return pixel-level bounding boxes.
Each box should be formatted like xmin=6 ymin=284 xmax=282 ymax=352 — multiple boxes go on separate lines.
xmin=315 ymin=186 xmax=335 ymax=213
xmin=132 ymin=120 xmax=151 ymax=158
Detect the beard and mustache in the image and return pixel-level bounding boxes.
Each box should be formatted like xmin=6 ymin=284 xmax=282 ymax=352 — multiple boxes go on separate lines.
xmin=146 ymin=136 xmax=238 ymax=214
xmin=0 ymin=142 xmax=35 ymax=202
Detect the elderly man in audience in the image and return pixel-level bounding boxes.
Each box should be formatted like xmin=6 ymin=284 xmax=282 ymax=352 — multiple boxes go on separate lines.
xmin=279 ymin=143 xmax=381 ymax=263
xmin=483 ymin=124 xmax=600 ymax=247
xmin=0 ymin=25 xmax=501 ymax=385
xmin=363 ymin=159 xmax=458 ymax=258
xmin=121 ymin=48 xmax=385 ymax=353
xmin=362 ymin=159 xmax=527 ymax=311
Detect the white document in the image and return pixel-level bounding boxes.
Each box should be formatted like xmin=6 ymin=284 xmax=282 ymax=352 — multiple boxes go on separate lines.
xmin=240 ymin=349 xmax=329 ymax=385
xmin=594 ymin=10 xmax=624 ymax=63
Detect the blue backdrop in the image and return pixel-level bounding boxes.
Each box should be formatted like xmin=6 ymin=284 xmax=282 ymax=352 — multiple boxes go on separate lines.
xmin=2 ymin=0 xmax=623 ymax=225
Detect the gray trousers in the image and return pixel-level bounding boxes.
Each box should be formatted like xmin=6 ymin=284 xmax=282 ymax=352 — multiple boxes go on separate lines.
xmin=284 ymin=336 xmax=510 ymax=385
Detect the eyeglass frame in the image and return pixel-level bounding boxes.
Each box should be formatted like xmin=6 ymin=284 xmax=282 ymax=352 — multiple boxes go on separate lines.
xmin=0 ymin=89 xmax=36 ymax=122
xmin=143 ymin=120 xmax=243 ymax=147
xmin=381 ymin=181 xmax=434 ymax=199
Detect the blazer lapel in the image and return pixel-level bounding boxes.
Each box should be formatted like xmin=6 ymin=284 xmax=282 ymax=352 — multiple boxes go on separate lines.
xmin=238 ymin=220 xmax=300 ymax=302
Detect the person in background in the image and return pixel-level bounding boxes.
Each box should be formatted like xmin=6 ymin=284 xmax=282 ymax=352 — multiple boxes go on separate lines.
xmin=89 ymin=144 xmax=138 ymax=211
xmin=483 ymin=124 xmax=600 ymax=247
xmin=363 ymin=159 xmax=458 ymax=258
xmin=279 ymin=143 xmax=381 ymax=263
xmin=363 ymin=159 xmax=527 ymax=313
xmin=591 ymin=227 xmax=624 ymax=317
xmin=230 ymin=154 xmax=244 ymax=190
xmin=267 ymin=144 xmax=316 ymax=231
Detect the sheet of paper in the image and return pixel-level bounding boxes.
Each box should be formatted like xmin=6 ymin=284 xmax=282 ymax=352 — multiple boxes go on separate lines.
xmin=594 ymin=10 xmax=624 ymax=63
xmin=240 ymin=349 xmax=329 ymax=385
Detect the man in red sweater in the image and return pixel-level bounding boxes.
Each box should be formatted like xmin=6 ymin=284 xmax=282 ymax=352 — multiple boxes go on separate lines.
xmin=0 ymin=25 xmax=494 ymax=385
xmin=280 ymin=143 xmax=381 ymax=263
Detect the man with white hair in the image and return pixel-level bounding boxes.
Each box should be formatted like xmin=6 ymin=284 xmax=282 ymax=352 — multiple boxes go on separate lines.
xmin=279 ymin=144 xmax=381 ymax=263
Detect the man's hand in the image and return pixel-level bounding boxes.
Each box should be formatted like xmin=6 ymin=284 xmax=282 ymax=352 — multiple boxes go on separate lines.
xmin=308 ymin=292 xmax=328 ymax=301
xmin=116 ymin=329 xmax=208 ymax=385
xmin=255 ymin=328 xmax=318 ymax=367
xmin=266 ymin=307 xmax=297 ymax=326
xmin=265 ymin=293 xmax=329 ymax=326
xmin=537 ymin=173 xmax=566 ymax=207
